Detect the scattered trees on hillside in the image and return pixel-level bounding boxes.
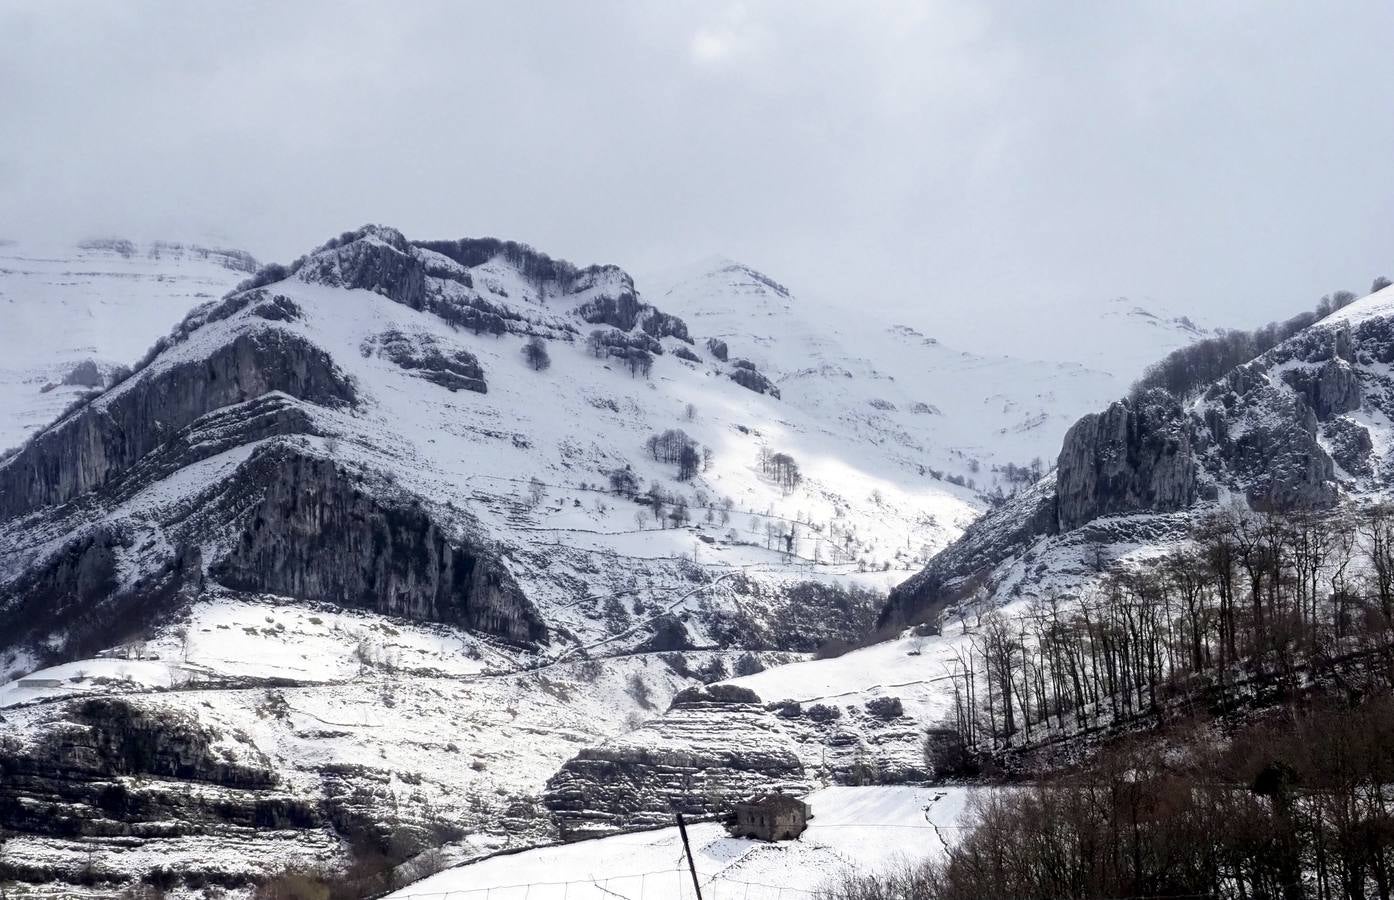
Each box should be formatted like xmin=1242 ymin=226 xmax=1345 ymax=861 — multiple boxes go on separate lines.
xmin=607 ymin=465 xmax=638 ymax=498
xmin=943 ymin=503 xmax=1394 ymax=757
xmin=647 ymin=429 xmax=693 ymax=465
xmin=677 ymin=444 xmax=700 ymax=481
xmin=521 ymin=335 xmax=550 ymax=371
xmin=645 ymin=429 xmax=710 ymax=482
xmin=995 ymin=458 xmax=1044 ymax=491
xmin=760 ymin=450 xmax=802 ymax=492
xmin=623 ymin=349 xmax=652 ymax=377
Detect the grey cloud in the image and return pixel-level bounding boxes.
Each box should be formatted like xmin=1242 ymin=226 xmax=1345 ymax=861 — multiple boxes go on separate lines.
xmin=1 ymin=0 xmax=1390 ymax=338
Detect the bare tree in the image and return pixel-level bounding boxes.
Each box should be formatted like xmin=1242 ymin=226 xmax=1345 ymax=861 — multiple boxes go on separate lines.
xmin=522 ymin=335 xmax=551 ymax=371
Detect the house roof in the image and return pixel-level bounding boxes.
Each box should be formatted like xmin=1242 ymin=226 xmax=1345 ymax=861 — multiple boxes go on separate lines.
xmin=735 ymin=793 xmax=808 ymax=812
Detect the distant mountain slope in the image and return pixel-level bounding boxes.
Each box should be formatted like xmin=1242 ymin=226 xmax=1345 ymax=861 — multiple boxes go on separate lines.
xmin=542 ymin=282 xmax=1394 ymax=846
xmin=902 ymin=290 xmax=1218 ymax=379
xmin=0 ymin=238 xmax=257 ymax=449
xmin=649 ymin=258 xmax=1213 ymax=498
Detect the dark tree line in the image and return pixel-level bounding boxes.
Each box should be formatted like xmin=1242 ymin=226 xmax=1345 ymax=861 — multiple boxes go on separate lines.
xmin=826 ymin=698 xmax=1394 ymax=900
xmin=827 ymin=499 xmax=1394 ymax=900
xmin=946 ymin=503 xmax=1394 ymax=756
xmin=584 ymin=329 xmax=653 ymax=377
xmin=1130 ymin=283 xmax=1389 ymax=400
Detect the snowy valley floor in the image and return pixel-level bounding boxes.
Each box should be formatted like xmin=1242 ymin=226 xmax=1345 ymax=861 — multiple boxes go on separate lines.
xmin=383 ymin=785 xmax=972 ymax=900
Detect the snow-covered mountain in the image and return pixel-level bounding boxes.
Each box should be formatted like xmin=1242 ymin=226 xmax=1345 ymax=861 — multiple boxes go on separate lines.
xmin=881 ymin=282 xmax=1394 ymax=632
xmin=0 ymin=238 xmax=258 ymax=450
xmin=0 ymin=226 xmax=1212 ymax=895
xmin=554 ymin=282 xmax=1394 ymax=854
xmin=649 ymin=257 xmax=1217 ymax=496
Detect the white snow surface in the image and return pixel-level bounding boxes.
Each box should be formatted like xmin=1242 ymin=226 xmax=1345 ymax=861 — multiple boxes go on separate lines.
xmin=384 ymin=785 xmax=974 ymax=899
xmin=0 ymin=237 xmax=255 ymax=449
xmin=649 ymin=258 xmax=1214 ymax=481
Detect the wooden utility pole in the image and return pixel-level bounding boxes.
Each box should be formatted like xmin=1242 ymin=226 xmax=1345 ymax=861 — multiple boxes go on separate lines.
xmin=675 ymin=812 xmax=704 ymax=900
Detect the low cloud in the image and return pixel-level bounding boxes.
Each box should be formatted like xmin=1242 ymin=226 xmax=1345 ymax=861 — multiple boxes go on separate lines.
xmin=1 ymin=1 xmax=1390 ymax=336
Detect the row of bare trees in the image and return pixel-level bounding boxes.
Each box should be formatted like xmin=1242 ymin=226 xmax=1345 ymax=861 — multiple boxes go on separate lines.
xmin=946 ymin=503 xmax=1394 ymax=754
xmin=1130 ymin=280 xmax=1389 ymax=400
xmin=829 ymin=698 xmax=1394 ymax=900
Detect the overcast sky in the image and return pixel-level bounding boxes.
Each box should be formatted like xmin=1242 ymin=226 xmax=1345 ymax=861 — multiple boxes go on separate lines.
xmin=2 ymin=1 xmax=1391 ymax=337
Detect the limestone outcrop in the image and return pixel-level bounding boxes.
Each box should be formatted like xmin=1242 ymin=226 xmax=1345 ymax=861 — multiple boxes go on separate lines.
xmin=543 ymin=685 xmax=809 ymax=839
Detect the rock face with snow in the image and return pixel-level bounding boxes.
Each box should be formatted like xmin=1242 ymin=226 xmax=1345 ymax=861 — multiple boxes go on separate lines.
xmin=209 ymin=448 xmax=545 ymax=642
xmin=0 ymin=238 xmax=260 ymax=451
xmin=0 ymin=323 xmax=356 ymax=520
xmin=543 ymin=685 xmax=810 ymax=839
xmin=0 ymin=223 xmax=1009 ymax=674
xmin=0 ymin=696 xmax=312 ymax=833
xmin=367 ymin=330 xmax=488 ymax=393
xmin=883 ymin=284 xmax=1394 ymax=629
xmin=1054 ymin=389 xmax=1197 ymax=531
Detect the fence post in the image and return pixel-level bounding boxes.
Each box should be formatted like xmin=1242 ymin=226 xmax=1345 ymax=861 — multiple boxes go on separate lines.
xmin=675 ymin=813 xmax=704 ymax=900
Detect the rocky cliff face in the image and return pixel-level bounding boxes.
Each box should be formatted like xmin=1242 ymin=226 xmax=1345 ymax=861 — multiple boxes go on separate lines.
xmin=2 ymin=531 xmax=203 ymax=662
xmin=366 ymin=330 xmax=487 ymax=393
xmin=883 ymin=293 xmax=1394 ymax=629
xmin=210 ymin=446 xmax=544 ymax=644
xmin=728 ymin=360 xmax=782 ymax=398
xmin=878 ymin=478 xmax=1057 ymax=630
xmin=0 ymin=325 xmax=355 ymax=521
xmin=543 ymin=685 xmax=809 ymax=839
xmin=298 ymin=229 xmax=429 ymax=310
xmin=0 ymin=697 xmax=328 ymax=887
xmin=1055 ymin=390 xmax=1197 ymax=531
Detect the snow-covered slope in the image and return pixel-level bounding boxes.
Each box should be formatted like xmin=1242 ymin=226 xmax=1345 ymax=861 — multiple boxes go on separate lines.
xmin=571 ymin=282 xmax=1394 ymax=820
xmin=387 ymin=785 xmax=974 ymax=900
xmin=525 ymin=281 xmax=1394 ymax=867
xmin=0 ymin=238 xmax=257 ymax=450
xmin=0 ymin=229 xmax=982 ymax=655
xmin=0 ymin=596 xmax=790 ymax=891
xmin=883 ymin=279 xmax=1394 ymax=632
xmin=650 ymin=258 xmax=1214 ymax=496
xmin=901 ymin=288 xmax=1217 ymax=378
